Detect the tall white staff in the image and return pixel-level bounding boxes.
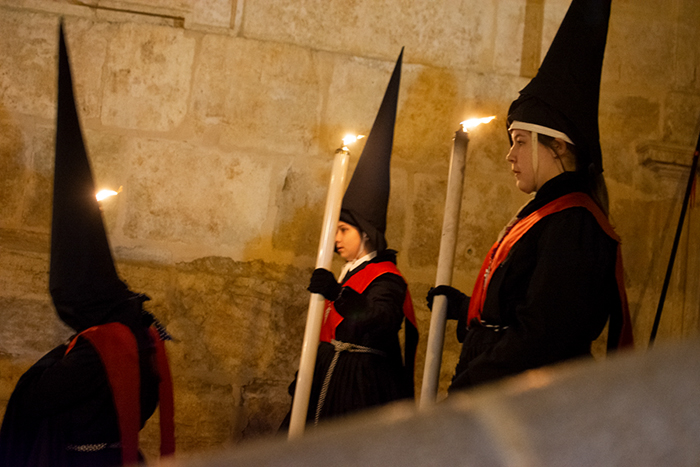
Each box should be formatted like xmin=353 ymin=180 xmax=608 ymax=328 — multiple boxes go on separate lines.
xmin=288 ymin=136 xmax=361 ymax=439
xmin=289 ymin=47 xmax=403 ymax=436
xmin=419 ymin=116 xmax=495 ymax=409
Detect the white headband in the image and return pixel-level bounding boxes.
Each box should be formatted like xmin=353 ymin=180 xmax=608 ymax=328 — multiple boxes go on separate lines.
xmin=508 ymin=121 xmax=574 ymax=145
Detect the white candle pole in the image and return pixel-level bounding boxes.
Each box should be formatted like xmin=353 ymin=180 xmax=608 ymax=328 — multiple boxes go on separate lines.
xmin=288 ymin=146 xmax=350 ymax=440
xmin=419 ymin=128 xmax=469 ymax=409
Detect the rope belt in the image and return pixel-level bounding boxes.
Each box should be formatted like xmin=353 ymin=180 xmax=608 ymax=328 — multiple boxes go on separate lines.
xmin=314 ymin=339 xmax=387 ymax=425
xmin=479 ymin=321 xmax=509 ymax=332
xmin=66 ymin=442 xmax=121 ymax=452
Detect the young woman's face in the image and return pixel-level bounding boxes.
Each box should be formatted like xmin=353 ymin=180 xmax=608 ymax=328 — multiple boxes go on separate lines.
xmin=335 ymin=222 xmax=363 ymax=261
xmin=506 ymin=129 xmax=561 ymax=193
xmin=506 ymin=129 xmax=537 ymax=193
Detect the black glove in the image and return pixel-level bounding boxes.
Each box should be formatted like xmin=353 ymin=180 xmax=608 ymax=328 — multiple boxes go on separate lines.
xmin=426 ymin=285 xmax=467 ymax=321
xmin=308 ymin=268 xmax=342 ymax=301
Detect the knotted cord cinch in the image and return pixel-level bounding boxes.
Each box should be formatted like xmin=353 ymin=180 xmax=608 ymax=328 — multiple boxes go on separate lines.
xmin=315 ymin=339 xmax=386 ymax=425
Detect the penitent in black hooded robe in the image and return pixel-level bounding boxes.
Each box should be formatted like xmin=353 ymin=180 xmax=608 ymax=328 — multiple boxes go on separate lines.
xmin=449 ymin=0 xmax=633 ymax=392
xmin=0 ymin=23 xmax=173 ymax=467
xmin=281 ymin=49 xmax=418 ymax=429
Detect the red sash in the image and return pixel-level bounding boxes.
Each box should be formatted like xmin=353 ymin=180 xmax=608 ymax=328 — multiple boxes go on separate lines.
xmin=66 ymin=323 xmax=175 ymax=465
xmin=319 ymin=262 xmax=416 ymax=343
xmin=467 ymin=192 xmax=634 ymax=349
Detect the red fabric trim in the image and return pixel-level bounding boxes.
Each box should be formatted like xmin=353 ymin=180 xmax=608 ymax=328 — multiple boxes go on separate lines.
xmin=467 ymin=242 xmax=500 ymax=326
xmin=149 ymin=328 xmax=176 ymax=457
xmin=467 ymin=192 xmax=634 ymax=349
xmin=319 ymin=302 xmax=344 ymax=343
xmin=319 ymin=262 xmax=416 ymax=342
xmin=66 ymin=323 xmax=140 ymax=465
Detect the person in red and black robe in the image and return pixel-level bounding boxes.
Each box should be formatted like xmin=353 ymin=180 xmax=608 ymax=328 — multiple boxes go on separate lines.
xmin=427 ymin=0 xmax=634 ymax=392
xmin=0 ymin=22 xmax=174 ymax=467
xmin=281 ymin=49 xmax=418 ymax=427
xmin=0 ymin=295 xmax=164 ymax=467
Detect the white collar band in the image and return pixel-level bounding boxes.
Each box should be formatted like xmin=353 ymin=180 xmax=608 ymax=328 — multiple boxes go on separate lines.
xmin=509 ymin=121 xmax=574 ymax=145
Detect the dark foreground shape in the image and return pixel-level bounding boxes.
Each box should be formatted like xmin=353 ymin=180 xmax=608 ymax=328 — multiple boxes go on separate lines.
xmin=177 ymin=340 xmax=700 ymax=467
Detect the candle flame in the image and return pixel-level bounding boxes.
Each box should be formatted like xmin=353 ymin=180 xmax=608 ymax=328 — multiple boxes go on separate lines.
xmin=341 ymin=134 xmax=365 ymax=150
xmin=460 ymin=116 xmax=496 ymax=132
xmin=96 ymin=187 xmax=122 ymax=201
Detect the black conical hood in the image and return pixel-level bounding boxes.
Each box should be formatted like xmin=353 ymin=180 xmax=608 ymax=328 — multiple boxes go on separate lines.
xmin=50 ymin=23 xmax=132 ymax=331
xmin=508 ymin=0 xmax=611 ymax=173
xmin=340 ymin=48 xmax=403 ymax=253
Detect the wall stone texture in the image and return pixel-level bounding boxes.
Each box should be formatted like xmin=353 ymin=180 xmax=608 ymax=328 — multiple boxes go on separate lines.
xmin=1 ymin=0 xmax=699 ymax=460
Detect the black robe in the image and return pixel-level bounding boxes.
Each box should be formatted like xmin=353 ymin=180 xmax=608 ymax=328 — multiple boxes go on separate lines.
xmin=451 ymin=172 xmax=620 ymax=390
xmin=0 ymin=317 xmax=159 ymax=467
xmin=283 ymin=250 xmax=413 ymax=427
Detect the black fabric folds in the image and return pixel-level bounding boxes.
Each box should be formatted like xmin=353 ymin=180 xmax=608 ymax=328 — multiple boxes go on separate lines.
xmin=507 ymin=0 xmax=612 ymax=173
xmin=340 ymin=48 xmax=403 ymax=253
xmin=51 ymin=23 xmax=133 ymax=332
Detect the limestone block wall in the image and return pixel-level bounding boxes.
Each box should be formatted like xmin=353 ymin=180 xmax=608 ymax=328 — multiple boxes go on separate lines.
xmin=1 ymin=0 xmax=699 ymax=459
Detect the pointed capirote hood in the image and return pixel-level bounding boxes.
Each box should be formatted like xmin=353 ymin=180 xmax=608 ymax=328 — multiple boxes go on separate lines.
xmin=50 ymin=22 xmax=133 ymax=332
xmin=507 ymin=0 xmax=611 ymax=173
xmin=340 ymin=48 xmax=403 ymax=253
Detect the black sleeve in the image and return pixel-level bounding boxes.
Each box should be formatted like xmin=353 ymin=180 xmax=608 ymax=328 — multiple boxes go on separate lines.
xmin=20 ymin=338 xmax=109 ymax=418
xmin=456 ymin=296 xmax=471 ymax=343
xmin=465 ymin=209 xmax=616 ymax=385
xmin=333 ymin=273 xmax=407 ymax=335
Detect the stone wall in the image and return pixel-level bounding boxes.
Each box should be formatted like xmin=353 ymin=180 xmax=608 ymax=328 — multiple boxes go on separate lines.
xmin=1 ymin=0 xmax=699 ymax=459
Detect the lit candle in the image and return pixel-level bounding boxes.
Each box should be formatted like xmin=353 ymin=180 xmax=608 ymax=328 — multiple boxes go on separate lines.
xmin=95 ymin=188 xmax=119 ymax=201
xmin=95 ymin=185 xmax=122 ymax=202
xmin=288 ymin=137 xmax=362 ymax=439
xmin=420 ymin=117 xmax=495 ymax=408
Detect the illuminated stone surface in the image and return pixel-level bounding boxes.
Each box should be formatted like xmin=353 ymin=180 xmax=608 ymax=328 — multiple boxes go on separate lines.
xmin=1 ymin=0 xmax=699 ymax=460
